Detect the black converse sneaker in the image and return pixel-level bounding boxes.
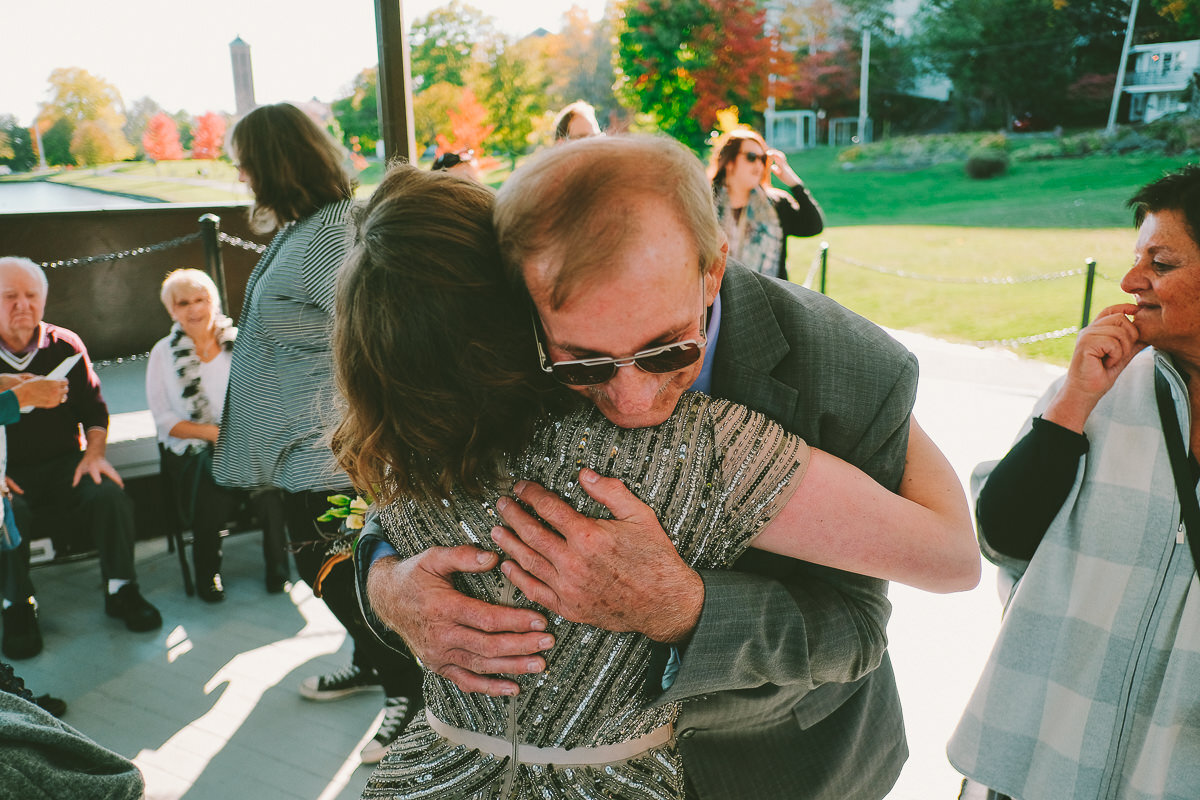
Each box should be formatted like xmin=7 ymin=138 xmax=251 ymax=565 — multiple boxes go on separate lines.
xmin=298 ymin=664 xmax=382 ymax=701
xmin=360 ymin=695 xmax=418 ymax=764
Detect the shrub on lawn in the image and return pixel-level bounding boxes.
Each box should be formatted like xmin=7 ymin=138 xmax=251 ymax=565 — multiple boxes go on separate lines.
xmin=965 ymin=147 xmax=1009 ymax=178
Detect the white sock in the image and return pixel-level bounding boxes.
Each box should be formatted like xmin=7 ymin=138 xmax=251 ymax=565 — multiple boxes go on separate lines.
xmin=108 ymin=578 xmax=130 ymax=595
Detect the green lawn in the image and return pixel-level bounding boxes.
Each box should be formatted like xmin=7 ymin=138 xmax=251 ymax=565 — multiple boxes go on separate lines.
xmin=776 ymin=148 xmax=1195 ymax=363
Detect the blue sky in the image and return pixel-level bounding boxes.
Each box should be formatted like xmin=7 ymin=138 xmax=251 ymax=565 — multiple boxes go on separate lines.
xmin=4 ymin=0 xmax=609 ymax=125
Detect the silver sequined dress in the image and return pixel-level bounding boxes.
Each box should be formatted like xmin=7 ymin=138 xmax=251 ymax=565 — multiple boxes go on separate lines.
xmin=364 ymin=392 xmax=810 ymax=800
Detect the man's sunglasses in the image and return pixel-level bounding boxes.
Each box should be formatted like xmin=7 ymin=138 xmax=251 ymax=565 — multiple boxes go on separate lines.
xmin=532 ymin=282 xmax=709 ymax=387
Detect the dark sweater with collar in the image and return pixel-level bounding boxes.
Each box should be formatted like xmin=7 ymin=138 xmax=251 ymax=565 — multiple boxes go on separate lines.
xmin=0 ymin=324 xmax=108 ymax=470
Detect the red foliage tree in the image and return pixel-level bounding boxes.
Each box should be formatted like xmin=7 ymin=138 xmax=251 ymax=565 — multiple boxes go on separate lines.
xmin=689 ymin=0 xmax=786 ymax=132
xmin=142 ymin=112 xmax=183 ymax=161
xmin=790 ymin=42 xmax=860 ymax=115
xmin=434 ymin=89 xmax=494 ymax=155
xmin=190 ymin=112 xmax=226 ymax=160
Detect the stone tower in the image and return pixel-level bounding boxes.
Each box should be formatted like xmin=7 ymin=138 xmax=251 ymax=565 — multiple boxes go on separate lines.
xmin=230 ymin=36 xmax=257 ymax=117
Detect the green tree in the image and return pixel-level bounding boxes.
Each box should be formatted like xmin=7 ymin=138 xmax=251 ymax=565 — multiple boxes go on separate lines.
xmin=332 ymin=67 xmax=380 ymax=152
xmin=39 ymin=117 xmax=75 ymax=167
xmin=1147 ymin=0 xmax=1200 ymax=39
xmin=410 ymin=1 xmax=496 ymax=91
xmin=480 ymin=35 xmax=550 ymax=167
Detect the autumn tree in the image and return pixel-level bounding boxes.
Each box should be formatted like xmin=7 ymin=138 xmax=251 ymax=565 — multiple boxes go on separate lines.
xmin=37 ymin=67 xmax=133 ymax=165
xmin=332 ymin=67 xmax=380 ymax=152
xmin=414 ymin=81 xmax=467 ymax=151
xmin=142 ymin=112 xmax=184 ymax=161
xmin=542 ymin=5 xmax=621 ymax=126
xmin=410 ymin=1 xmax=497 ymax=91
xmin=0 ymin=115 xmax=35 ymax=174
xmin=123 ymin=96 xmax=163 ymax=159
xmin=190 ymin=112 xmax=227 ymax=160
xmin=616 ymin=0 xmax=782 ymax=150
xmin=435 ymin=88 xmax=494 ymax=156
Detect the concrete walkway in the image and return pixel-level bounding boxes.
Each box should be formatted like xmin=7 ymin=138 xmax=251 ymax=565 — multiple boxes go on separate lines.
xmin=11 ymin=329 xmax=1065 ymax=800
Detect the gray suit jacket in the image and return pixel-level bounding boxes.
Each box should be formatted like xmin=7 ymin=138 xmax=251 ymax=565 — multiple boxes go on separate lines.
xmin=664 ymin=262 xmax=916 ymax=799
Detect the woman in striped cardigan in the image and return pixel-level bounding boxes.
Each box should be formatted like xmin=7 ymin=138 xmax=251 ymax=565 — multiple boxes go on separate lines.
xmin=211 ymin=103 xmax=423 ymax=765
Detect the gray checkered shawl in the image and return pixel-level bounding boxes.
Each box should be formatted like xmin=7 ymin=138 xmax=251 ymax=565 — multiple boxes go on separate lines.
xmin=948 ymin=348 xmax=1200 ymax=800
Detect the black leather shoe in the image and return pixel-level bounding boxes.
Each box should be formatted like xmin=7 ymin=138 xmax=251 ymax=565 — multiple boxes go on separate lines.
xmin=2 ymin=599 xmax=43 ymax=660
xmin=197 ymin=574 xmax=225 ymax=604
xmin=34 ymin=693 xmax=67 ymax=717
xmin=104 ymin=583 xmax=162 ymax=632
xmin=265 ymin=574 xmax=291 ymax=594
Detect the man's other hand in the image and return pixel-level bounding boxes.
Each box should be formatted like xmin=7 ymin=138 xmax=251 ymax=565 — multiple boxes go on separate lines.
xmin=492 ymin=468 xmax=704 ymax=644
xmin=367 ymin=547 xmax=554 ymax=697
xmin=72 ymin=453 xmax=123 ymax=488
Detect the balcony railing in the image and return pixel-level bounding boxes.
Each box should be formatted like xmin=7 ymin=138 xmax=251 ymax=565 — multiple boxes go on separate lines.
xmin=1124 ymin=68 xmax=1193 ymax=88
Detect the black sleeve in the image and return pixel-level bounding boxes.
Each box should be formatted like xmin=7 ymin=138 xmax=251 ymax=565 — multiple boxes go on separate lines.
xmin=771 ymin=184 xmax=824 ymax=237
xmin=977 ymin=416 xmax=1089 ymax=561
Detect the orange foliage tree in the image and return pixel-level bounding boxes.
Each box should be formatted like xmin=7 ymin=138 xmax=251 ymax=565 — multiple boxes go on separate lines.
xmin=142 ymin=112 xmax=183 ymax=161
xmin=190 ymin=112 xmax=226 ymax=160
xmin=434 ymin=89 xmax=494 ymax=155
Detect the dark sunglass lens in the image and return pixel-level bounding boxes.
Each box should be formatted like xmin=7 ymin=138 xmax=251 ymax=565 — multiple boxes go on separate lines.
xmin=637 ymin=343 xmax=702 ymax=374
xmin=553 ymin=362 xmax=616 ymax=386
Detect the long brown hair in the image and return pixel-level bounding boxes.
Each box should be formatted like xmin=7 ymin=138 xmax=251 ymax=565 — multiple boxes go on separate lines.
xmin=708 ymin=128 xmax=770 ymax=189
xmin=231 ymin=103 xmax=355 ymax=234
xmin=333 ymin=163 xmax=565 ymax=502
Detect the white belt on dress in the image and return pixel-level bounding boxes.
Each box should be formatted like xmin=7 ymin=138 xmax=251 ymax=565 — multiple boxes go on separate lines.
xmin=425 ymin=709 xmax=674 ymax=766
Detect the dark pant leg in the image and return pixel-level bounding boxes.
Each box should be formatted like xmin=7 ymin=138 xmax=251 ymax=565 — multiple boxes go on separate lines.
xmin=281 ymin=490 xmax=423 ymax=700
xmin=190 ymin=465 xmax=240 ymax=582
xmin=11 ymin=453 xmax=136 ymax=581
xmin=0 ymin=517 xmax=34 ymax=605
xmin=252 ymin=488 xmax=290 ymax=583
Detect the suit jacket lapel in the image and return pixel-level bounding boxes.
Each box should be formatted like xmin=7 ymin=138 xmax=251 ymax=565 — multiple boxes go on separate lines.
xmin=711 ymin=262 xmax=799 ymax=416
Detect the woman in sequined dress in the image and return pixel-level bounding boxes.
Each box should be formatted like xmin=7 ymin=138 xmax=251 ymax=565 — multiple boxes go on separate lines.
xmin=332 ymin=164 xmax=977 ymax=799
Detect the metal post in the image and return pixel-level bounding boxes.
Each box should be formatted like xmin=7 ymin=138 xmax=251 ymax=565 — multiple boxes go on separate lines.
xmin=1081 ymin=258 xmax=1097 ymax=329
xmin=376 ymin=0 xmax=417 ymax=163
xmin=819 ymin=242 xmax=829 ymax=295
xmin=198 ymin=214 xmax=229 ymax=314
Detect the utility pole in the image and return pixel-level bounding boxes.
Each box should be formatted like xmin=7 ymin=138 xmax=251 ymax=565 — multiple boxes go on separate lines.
xmin=1107 ymin=0 xmax=1140 ymax=133
xmin=858 ymin=29 xmax=871 ymax=143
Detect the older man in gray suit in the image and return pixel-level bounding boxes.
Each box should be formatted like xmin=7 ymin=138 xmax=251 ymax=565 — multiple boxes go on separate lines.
xmin=357 ymin=134 xmax=917 ymax=799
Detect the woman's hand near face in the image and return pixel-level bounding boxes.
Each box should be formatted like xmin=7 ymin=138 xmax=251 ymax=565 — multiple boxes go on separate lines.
xmin=11 ymin=376 xmax=68 ymax=410
xmin=766 ymin=148 xmax=802 ymax=187
xmin=1044 ymin=303 xmax=1146 ymax=433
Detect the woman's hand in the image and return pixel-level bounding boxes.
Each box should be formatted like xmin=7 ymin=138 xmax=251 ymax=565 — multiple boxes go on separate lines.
xmin=11 ymin=376 xmax=68 ymax=410
xmin=767 ymin=148 xmax=802 ymax=187
xmin=1044 ymin=303 xmax=1145 ymax=433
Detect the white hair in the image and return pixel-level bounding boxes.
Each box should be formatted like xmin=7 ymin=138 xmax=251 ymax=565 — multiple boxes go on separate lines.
xmin=0 ymin=257 xmax=48 ymax=294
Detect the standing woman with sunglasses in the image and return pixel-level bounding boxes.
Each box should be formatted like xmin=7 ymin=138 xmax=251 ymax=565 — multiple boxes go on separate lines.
xmin=709 ymin=128 xmax=824 ymax=279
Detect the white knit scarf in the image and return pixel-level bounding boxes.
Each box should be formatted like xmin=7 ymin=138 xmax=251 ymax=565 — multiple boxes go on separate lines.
xmin=169 ymin=316 xmax=236 ymax=425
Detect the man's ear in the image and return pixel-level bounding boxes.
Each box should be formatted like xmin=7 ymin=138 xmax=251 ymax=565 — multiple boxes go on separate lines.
xmin=704 ymin=237 xmax=728 ymax=306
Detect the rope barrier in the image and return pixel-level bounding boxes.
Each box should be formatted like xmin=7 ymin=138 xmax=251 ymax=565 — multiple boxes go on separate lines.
xmin=828 ymin=253 xmax=1088 ymax=284
xmin=217 ymin=232 xmax=266 ymax=254
xmin=38 ymin=233 xmax=202 ymax=270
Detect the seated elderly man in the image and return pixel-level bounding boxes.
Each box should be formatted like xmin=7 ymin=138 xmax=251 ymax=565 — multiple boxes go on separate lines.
xmin=0 ymin=257 xmax=160 ymax=661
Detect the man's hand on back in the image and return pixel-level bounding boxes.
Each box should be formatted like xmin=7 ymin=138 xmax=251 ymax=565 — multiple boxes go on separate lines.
xmin=491 ymin=468 xmax=704 ymax=645
xmin=367 ymin=547 xmax=555 ymax=697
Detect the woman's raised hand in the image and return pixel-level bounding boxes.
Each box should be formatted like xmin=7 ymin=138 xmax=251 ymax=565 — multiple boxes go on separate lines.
xmin=1044 ymin=303 xmax=1145 ymax=433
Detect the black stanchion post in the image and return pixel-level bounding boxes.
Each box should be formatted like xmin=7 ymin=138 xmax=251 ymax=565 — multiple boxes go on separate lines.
xmin=198 ymin=214 xmax=229 ymax=314
xmin=1080 ymin=257 xmax=1097 ymax=329
xmin=819 ymin=241 xmax=829 ymax=295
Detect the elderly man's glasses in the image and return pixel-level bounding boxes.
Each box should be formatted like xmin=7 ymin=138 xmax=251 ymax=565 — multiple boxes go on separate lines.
xmin=532 ymin=281 xmax=708 ymax=387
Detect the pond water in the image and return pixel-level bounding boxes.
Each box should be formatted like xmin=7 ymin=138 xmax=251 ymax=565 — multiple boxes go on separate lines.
xmin=0 ymin=181 xmax=154 ymax=212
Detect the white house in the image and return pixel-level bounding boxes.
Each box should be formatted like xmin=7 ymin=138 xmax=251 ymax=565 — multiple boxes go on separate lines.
xmin=1122 ymin=39 xmax=1199 ymax=123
